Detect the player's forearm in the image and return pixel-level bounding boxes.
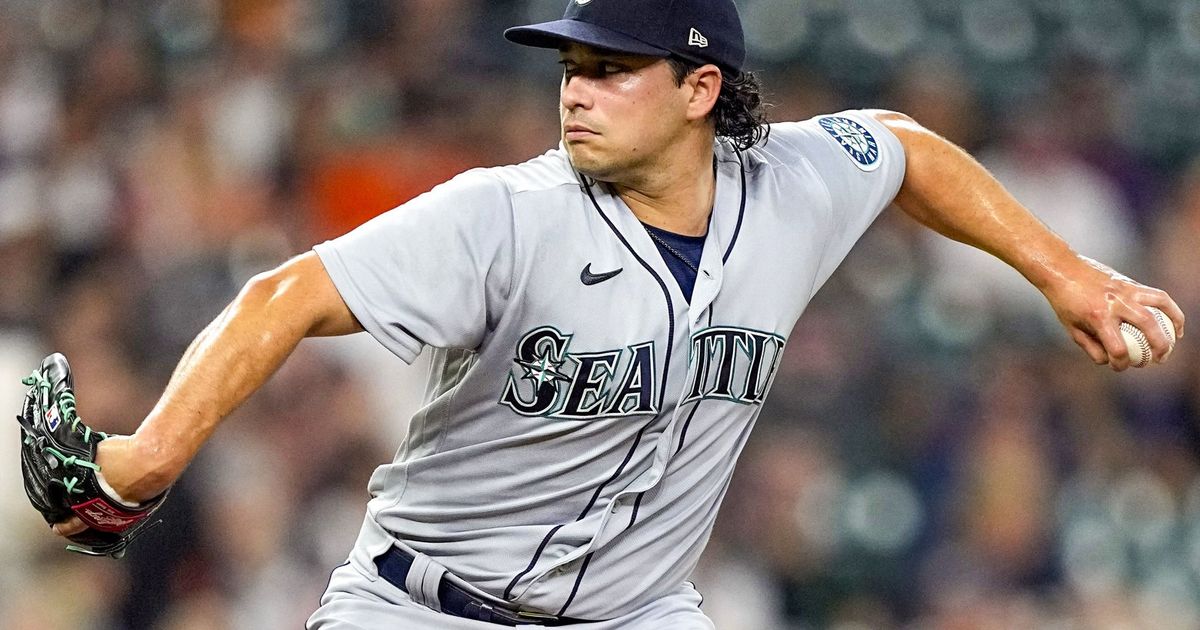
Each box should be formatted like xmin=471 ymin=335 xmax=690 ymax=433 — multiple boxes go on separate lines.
xmin=102 ymin=253 xmax=357 ymax=501
xmin=875 ymin=111 xmax=1091 ymax=291
xmin=100 ymin=280 xmax=305 ymax=499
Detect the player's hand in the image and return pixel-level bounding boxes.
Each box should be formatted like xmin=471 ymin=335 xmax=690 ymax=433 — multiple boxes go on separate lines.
xmin=50 ymin=435 xmax=151 ymax=539
xmin=1041 ymin=256 xmax=1184 ymax=371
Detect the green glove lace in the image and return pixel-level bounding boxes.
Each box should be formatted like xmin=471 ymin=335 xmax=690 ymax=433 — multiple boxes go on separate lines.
xmin=21 ymin=370 xmax=107 ymax=496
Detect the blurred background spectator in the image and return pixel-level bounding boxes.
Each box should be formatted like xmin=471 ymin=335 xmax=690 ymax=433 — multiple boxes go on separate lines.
xmin=0 ymin=1 xmax=1197 ymax=628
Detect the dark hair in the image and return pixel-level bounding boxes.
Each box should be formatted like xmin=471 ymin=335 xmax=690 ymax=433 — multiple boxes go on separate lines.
xmin=668 ymin=58 xmax=769 ymax=151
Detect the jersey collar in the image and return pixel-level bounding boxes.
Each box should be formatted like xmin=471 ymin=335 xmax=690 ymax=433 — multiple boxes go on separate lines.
xmin=578 ymin=140 xmax=747 ymax=328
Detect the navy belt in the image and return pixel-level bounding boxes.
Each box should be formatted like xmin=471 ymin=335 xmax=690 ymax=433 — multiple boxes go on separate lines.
xmin=374 ymin=546 xmax=585 ymax=626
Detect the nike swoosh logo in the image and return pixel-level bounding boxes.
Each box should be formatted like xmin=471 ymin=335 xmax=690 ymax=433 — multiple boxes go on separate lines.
xmin=580 ymin=263 xmax=623 ymax=286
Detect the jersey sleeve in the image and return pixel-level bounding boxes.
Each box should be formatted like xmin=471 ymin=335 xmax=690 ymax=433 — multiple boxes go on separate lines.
xmin=764 ymin=110 xmax=907 ymax=297
xmin=313 ymin=169 xmax=515 ymax=363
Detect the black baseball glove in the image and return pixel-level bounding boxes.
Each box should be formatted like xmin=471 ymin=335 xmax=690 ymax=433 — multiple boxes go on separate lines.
xmin=17 ymin=353 xmax=167 ymax=558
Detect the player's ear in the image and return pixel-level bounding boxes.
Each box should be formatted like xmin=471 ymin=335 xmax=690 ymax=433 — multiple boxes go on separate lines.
xmin=683 ymin=64 xmax=722 ymax=122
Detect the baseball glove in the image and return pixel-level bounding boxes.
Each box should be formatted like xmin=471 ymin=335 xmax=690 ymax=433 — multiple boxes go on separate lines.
xmin=17 ymin=352 xmax=167 ymax=558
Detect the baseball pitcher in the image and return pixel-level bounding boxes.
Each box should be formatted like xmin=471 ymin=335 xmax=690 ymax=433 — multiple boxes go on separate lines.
xmin=23 ymin=0 xmax=1183 ymax=628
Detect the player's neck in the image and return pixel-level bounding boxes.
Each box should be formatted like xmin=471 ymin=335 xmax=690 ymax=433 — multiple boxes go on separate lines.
xmin=612 ymin=141 xmax=716 ymax=237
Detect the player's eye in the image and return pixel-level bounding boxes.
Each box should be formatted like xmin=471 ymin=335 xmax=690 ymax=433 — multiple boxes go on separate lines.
xmin=558 ymin=60 xmax=626 ymax=79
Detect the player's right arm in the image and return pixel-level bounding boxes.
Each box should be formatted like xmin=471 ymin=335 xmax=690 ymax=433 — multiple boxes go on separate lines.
xmin=872 ymin=110 xmax=1183 ymax=369
xmin=66 ymin=252 xmax=360 ymax=522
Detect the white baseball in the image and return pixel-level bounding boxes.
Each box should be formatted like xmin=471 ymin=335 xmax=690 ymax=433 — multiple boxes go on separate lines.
xmin=1120 ymin=306 xmax=1176 ymax=368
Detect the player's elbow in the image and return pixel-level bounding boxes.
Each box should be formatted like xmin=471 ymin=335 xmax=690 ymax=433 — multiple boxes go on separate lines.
xmin=237 ymin=252 xmax=363 ymax=338
xmin=239 ymin=264 xmax=297 ymax=314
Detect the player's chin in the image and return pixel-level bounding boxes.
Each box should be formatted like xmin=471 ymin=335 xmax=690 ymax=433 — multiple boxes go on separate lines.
xmin=566 ymin=146 xmax=621 ymax=179
xmin=565 ymin=148 xmax=606 ymax=178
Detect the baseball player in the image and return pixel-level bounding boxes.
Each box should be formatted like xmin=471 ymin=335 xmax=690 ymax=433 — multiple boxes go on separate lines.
xmin=47 ymin=0 xmax=1183 ymax=628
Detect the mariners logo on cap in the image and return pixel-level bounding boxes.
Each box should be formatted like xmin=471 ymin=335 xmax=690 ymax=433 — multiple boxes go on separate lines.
xmin=818 ymin=116 xmax=880 ymax=172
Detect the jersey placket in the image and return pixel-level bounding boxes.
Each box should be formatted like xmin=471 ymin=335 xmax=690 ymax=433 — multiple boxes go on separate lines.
xmin=683 ymin=149 xmax=745 ymax=329
xmin=604 ymin=145 xmax=747 ymax=523
xmin=519 ymin=146 xmax=748 ymax=609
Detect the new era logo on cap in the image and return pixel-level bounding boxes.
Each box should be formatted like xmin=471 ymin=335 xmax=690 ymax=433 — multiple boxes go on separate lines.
xmin=688 ymin=27 xmax=708 ymax=48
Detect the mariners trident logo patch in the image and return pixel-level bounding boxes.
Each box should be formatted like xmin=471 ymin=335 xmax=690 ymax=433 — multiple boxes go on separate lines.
xmin=818 ymin=116 xmax=881 ymax=172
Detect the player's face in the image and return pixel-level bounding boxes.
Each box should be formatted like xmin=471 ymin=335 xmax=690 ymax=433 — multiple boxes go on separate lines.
xmin=558 ymin=44 xmax=692 ymax=181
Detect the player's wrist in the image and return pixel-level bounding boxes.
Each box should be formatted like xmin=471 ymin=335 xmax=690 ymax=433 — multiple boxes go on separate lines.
xmin=1017 ymin=246 xmax=1093 ymax=296
xmin=96 ymin=435 xmax=176 ymax=503
xmin=94 ymin=466 xmax=141 ymax=508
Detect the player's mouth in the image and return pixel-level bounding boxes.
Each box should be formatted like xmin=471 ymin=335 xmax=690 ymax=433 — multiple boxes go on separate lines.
xmin=563 ymin=123 xmax=598 ymax=141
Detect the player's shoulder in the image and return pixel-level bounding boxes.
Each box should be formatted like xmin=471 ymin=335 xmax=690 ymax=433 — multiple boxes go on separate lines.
xmin=482 ymin=147 xmax=580 ymax=197
xmin=756 ymin=109 xmax=888 ymax=154
xmin=427 ymin=149 xmax=577 ymax=204
xmin=747 ymin=109 xmax=902 ymax=174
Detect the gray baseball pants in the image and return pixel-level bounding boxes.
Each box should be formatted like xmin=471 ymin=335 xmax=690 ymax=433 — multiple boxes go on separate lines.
xmin=306 ymin=560 xmax=714 ymax=630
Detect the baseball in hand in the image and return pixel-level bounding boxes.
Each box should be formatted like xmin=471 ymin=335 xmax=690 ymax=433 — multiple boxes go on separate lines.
xmin=1120 ymin=306 xmax=1176 ymax=368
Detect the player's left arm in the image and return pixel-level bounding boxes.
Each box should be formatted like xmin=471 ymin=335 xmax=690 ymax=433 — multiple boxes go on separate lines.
xmin=870 ymin=110 xmax=1185 ymax=371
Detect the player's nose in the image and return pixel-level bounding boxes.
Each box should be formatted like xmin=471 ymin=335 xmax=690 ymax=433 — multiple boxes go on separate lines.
xmin=560 ymin=74 xmax=594 ymax=111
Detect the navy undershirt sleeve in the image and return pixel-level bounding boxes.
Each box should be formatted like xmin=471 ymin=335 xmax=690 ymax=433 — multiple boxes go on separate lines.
xmin=642 ymin=224 xmax=706 ymax=302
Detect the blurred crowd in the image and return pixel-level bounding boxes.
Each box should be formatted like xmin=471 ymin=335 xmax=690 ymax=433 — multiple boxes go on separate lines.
xmin=0 ymin=1 xmax=1198 ymax=629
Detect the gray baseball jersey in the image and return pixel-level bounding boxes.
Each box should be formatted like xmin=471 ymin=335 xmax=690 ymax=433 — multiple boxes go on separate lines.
xmin=311 ymin=109 xmax=905 ymax=621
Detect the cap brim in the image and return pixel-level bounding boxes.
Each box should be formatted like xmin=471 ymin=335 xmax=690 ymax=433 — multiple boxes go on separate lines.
xmin=504 ymin=19 xmax=670 ymax=58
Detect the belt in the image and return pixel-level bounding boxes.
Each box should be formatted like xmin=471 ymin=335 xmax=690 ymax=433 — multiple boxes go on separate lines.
xmin=374 ymin=546 xmax=584 ymax=626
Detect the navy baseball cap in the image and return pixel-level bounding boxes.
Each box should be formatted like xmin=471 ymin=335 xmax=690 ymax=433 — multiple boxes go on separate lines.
xmin=504 ymin=0 xmax=745 ymax=76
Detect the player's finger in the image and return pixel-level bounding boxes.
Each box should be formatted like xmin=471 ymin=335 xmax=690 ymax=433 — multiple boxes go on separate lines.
xmin=1123 ymin=303 xmax=1174 ymax=363
xmin=52 ymin=517 xmax=86 ymax=537
xmin=1092 ymin=317 xmax=1130 ymax=372
xmin=1070 ymin=328 xmax=1108 ymax=366
xmin=1141 ymin=290 xmax=1186 ymax=341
